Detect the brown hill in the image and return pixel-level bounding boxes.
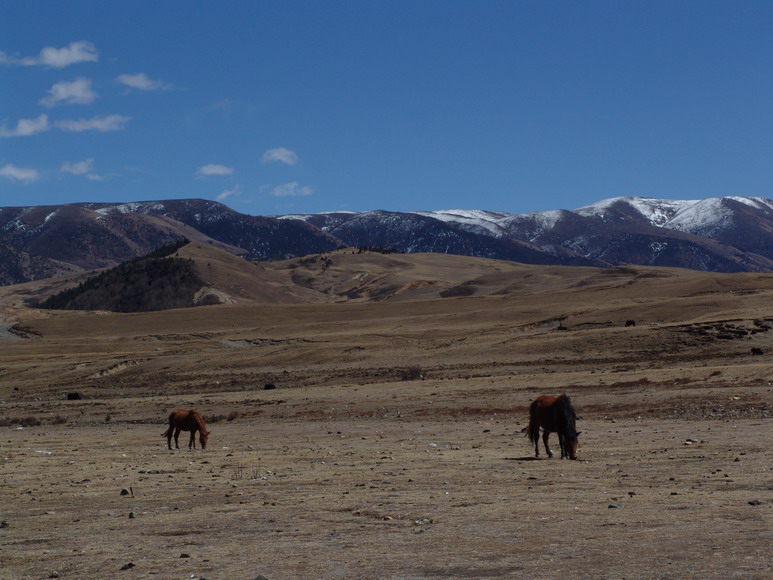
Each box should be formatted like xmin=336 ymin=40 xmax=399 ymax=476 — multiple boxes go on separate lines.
xmin=175 ymin=242 xmax=324 ymax=305
xmin=3 ymin=242 xmax=773 ymax=317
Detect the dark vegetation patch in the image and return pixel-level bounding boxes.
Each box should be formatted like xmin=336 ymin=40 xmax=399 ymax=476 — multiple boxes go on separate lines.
xmin=400 ymin=366 xmax=425 ymax=381
xmin=440 ymin=281 xmax=478 ymax=298
xmin=205 ymin=409 xmax=266 ymax=423
xmin=7 ymin=325 xmax=41 ymax=339
xmin=34 ymin=240 xmax=203 ymax=313
xmin=665 ymin=401 xmax=769 ymax=419
xmin=356 ymin=246 xmax=402 ymax=254
xmin=668 ymin=318 xmax=773 ymax=342
xmin=0 ymin=415 xmax=67 ymax=427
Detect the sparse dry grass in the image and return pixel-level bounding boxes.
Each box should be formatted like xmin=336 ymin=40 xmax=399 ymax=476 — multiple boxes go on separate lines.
xmin=1 ymin=253 xmax=772 ymax=578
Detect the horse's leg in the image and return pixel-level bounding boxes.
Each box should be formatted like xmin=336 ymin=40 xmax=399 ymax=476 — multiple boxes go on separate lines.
xmin=174 ymin=428 xmax=181 ymax=449
xmin=542 ymin=431 xmax=553 ymax=458
xmin=189 ymin=430 xmax=196 ymax=449
xmin=166 ymin=427 xmax=173 ymax=450
xmin=558 ymin=432 xmax=566 ymax=459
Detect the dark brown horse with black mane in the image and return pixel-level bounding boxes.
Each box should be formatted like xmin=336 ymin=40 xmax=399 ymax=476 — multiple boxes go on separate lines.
xmin=163 ymin=409 xmax=210 ymax=450
xmin=526 ymin=394 xmax=580 ymax=459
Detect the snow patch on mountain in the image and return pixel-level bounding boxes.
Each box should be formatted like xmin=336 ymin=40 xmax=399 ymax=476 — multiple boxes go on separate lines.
xmin=663 ymin=198 xmax=734 ymax=237
xmin=727 ymin=196 xmax=773 ymax=211
xmin=627 ymin=198 xmax=692 ymax=226
xmin=278 ymin=211 xmax=357 ymax=220
xmin=523 ymin=209 xmax=565 ymax=235
xmin=94 ymin=202 xmax=166 ymax=215
xmin=575 ymin=196 xmax=692 ymax=226
xmin=413 ymin=209 xmax=512 ymax=237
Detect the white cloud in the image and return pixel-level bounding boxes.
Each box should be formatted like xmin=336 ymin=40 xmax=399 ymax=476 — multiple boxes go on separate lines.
xmin=1 ymin=114 xmax=129 ymax=135
xmin=40 ymin=77 xmax=98 ymax=107
xmin=0 ymin=163 xmax=39 ymax=183
xmin=216 ymin=184 xmax=242 ymax=202
xmin=197 ymin=164 xmax=234 ymax=177
xmin=38 ymin=41 xmax=98 ymax=67
xmin=60 ymin=158 xmax=94 ymax=175
xmin=117 ymin=73 xmax=171 ymax=91
xmin=61 ymin=158 xmax=107 ymax=181
xmin=261 ymin=147 xmax=298 ymax=165
xmin=1 ymin=41 xmax=98 ymax=68
xmin=55 ymin=114 xmax=131 ymax=132
xmin=0 ymin=114 xmax=50 ymax=137
xmin=269 ymin=182 xmax=313 ymax=197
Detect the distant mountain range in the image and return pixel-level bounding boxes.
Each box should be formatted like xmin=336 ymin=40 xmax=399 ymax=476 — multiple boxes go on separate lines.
xmin=1 ymin=196 xmax=772 ymax=286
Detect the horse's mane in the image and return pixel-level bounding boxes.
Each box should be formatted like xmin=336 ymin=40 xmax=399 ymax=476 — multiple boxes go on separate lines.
xmin=558 ymin=394 xmax=578 ymax=438
xmin=191 ymin=410 xmax=207 ymax=431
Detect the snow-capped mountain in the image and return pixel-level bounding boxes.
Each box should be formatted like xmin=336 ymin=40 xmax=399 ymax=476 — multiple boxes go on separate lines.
xmin=562 ymin=196 xmax=773 ymax=260
xmin=0 ymin=200 xmax=340 ymax=285
xmin=280 ymin=196 xmax=773 ymax=272
xmin=1 ymin=195 xmax=771 ymax=286
xmin=575 ymin=195 xmax=773 ymax=233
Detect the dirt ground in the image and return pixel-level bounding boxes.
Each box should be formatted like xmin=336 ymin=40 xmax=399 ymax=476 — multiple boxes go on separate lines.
xmin=1 ymin=260 xmax=772 ymax=579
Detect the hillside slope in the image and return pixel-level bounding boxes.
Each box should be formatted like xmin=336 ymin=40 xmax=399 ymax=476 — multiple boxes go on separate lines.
xmin=4 ymin=242 xmax=773 ymax=317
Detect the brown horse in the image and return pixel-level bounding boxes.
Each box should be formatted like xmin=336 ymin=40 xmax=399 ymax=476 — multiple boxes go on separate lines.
xmin=526 ymin=394 xmax=580 ymax=459
xmin=163 ymin=409 xmax=210 ymax=450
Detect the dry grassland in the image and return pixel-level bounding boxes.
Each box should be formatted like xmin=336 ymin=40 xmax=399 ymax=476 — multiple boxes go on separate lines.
xmin=0 ymin=252 xmax=771 ymax=579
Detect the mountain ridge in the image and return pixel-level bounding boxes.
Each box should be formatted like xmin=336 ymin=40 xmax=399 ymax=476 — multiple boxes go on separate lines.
xmin=280 ymin=195 xmax=773 ymax=273
xmin=1 ymin=195 xmax=771 ymax=286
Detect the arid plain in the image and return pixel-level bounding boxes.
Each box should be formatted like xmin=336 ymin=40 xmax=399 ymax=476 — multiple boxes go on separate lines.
xmin=1 ymin=246 xmax=771 ymax=579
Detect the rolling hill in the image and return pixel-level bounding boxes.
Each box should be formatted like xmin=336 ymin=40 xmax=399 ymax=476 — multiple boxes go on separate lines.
xmin=3 ymin=241 xmax=773 ymax=317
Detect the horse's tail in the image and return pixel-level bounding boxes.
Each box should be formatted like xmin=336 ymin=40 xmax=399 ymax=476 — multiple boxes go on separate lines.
xmin=526 ymin=421 xmax=538 ymax=444
xmin=162 ymin=426 xmax=172 ymax=438
xmin=526 ymin=401 xmax=540 ymax=445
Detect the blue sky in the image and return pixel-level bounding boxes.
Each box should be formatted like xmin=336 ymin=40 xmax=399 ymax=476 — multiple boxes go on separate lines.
xmin=2 ymin=1 xmax=772 ymax=216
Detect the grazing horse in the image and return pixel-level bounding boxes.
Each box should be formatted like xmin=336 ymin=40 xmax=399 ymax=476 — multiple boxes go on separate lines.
xmin=526 ymin=394 xmax=580 ymax=460
xmin=163 ymin=409 xmax=210 ymax=450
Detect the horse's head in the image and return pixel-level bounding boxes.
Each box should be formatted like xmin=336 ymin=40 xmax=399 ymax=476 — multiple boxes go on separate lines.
xmin=199 ymin=430 xmax=210 ymax=450
xmin=565 ymin=432 xmax=580 ymax=460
